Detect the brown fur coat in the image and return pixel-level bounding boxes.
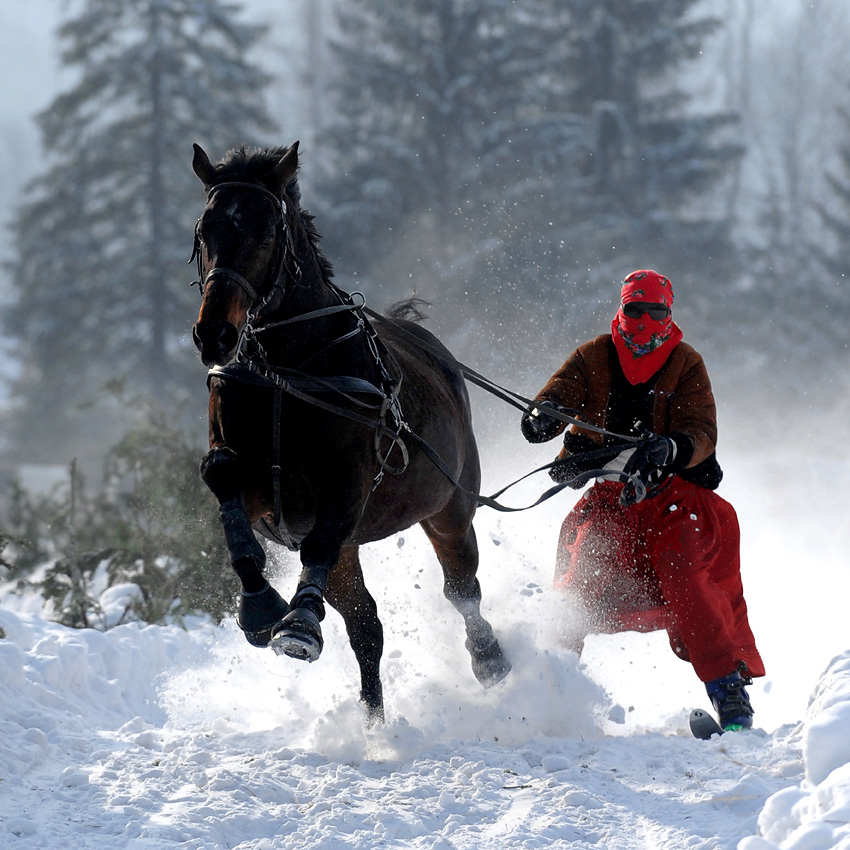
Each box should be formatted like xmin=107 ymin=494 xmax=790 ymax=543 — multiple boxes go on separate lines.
xmin=535 ymin=334 xmax=717 ymax=469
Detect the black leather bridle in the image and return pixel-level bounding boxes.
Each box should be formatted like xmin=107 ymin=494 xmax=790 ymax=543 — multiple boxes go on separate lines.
xmin=189 ymin=180 xmax=296 ymax=307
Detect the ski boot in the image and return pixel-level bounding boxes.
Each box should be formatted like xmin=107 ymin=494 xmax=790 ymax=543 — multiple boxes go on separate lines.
xmin=705 ymin=670 xmax=754 ymax=731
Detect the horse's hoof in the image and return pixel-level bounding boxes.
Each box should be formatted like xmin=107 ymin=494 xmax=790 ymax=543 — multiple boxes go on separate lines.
xmin=364 ymin=703 xmax=385 ymax=727
xmin=361 ymin=684 xmax=384 ymax=726
xmin=237 ymin=583 xmax=289 ymax=648
xmin=270 ymin=607 xmax=324 ymax=662
xmin=467 ymin=637 xmax=511 ymax=688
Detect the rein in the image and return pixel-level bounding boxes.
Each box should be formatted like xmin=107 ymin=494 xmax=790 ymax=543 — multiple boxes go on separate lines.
xmin=355 ymin=307 xmax=655 ymax=510
xmin=362 ymin=307 xmax=640 ymax=444
xmin=194 ymin=182 xmax=645 ymax=514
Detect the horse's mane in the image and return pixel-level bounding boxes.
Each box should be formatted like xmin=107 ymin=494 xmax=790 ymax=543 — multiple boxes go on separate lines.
xmin=213 ymin=145 xmax=334 ymax=282
xmin=385 ymin=297 xmax=430 ymax=323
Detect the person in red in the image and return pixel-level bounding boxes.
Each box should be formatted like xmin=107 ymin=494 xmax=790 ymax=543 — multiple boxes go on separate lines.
xmin=520 ymin=269 xmax=764 ymax=731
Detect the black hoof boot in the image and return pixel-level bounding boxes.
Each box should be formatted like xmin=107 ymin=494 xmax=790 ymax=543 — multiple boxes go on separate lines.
xmin=237 ymin=582 xmax=290 ymax=648
xmin=270 ymin=608 xmax=324 ymax=661
xmin=269 ymin=586 xmax=325 ymax=662
xmin=467 ymin=636 xmax=512 ymax=688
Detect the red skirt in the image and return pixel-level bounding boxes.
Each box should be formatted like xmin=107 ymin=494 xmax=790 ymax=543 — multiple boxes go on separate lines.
xmin=554 ymin=477 xmax=765 ymax=682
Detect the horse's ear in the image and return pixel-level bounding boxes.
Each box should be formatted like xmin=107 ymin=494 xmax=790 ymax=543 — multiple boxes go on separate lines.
xmin=192 ymin=143 xmax=217 ymax=189
xmin=269 ymin=141 xmax=300 ymax=197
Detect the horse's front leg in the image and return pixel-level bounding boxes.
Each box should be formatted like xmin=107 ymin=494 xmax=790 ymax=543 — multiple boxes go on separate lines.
xmin=268 ymin=521 xmax=340 ymax=663
xmin=269 ymin=488 xmax=360 ymax=664
xmin=201 ymin=445 xmax=289 ymax=647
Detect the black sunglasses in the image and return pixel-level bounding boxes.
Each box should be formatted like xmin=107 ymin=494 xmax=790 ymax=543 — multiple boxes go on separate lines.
xmin=622 ymin=301 xmax=670 ymax=320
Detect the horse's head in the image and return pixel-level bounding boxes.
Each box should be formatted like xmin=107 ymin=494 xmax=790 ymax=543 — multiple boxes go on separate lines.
xmin=190 ymin=142 xmax=300 ymax=366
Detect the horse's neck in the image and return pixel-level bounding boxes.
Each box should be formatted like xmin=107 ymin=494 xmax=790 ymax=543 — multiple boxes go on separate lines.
xmin=260 ymin=235 xmax=369 ymax=378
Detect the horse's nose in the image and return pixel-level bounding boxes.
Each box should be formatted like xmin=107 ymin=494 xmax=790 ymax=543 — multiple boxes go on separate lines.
xmin=193 ymin=321 xmax=239 ymax=365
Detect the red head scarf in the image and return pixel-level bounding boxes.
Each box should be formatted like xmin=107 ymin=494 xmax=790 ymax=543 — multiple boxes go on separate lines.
xmin=611 ymin=269 xmax=683 ymax=385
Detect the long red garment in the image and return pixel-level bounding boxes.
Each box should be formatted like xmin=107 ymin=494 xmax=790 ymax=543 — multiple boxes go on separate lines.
xmin=554 ymin=477 xmax=765 ymax=682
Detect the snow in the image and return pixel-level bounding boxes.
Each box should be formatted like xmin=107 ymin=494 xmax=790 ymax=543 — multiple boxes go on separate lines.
xmin=1 ymin=451 xmax=849 ymax=849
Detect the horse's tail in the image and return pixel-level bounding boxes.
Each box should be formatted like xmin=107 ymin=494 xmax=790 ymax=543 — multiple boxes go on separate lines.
xmin=385 ymin=296 xmax=430 ymax=323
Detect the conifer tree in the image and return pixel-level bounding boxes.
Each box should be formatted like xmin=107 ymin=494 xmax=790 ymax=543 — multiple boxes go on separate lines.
xmin=6 ymin=0 xmax=274 ymax=464
xmin=548 ymin=0 xmax=743 ymax=320
xmin=811 ymin=103 xmax=850 ymax=369
xmin=318 ymin=0 xmax=576 ymax=313
xmin=318 ymin=0 xmax=742 ymax=345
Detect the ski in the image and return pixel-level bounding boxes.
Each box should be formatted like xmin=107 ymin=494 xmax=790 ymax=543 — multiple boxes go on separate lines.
xmin=689 ymin=708 xmax=724 ymax=739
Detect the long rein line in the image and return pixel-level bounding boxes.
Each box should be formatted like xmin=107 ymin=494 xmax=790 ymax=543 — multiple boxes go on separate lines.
xmin=219 ymin=296 xmax=646 ymax=511
xmin=194 ymin=181 xmax=642 ymax=510
xmin=361 ymin=307 xmax=640 ymax=444
xmin=355 ymin=308 xmax=648 ymax=511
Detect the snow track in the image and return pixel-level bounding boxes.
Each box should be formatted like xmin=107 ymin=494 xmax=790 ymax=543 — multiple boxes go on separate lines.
xmin=1 ymin=598 xmax=846 ymax=850
xmin=1 ymin=488 xmax=849 ymax=848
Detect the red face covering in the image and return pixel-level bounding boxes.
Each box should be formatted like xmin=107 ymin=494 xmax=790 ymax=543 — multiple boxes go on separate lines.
xmin=611 ymin=270 xmax=683 ymax=385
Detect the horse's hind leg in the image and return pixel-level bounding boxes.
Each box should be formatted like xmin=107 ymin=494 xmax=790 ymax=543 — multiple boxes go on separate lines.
xmin=201 ymin=446 xmax=289 ymax=647
xmin=421 ymin=502 xmax=511 ymax=689
xmin=325 ymin=546 xmax=385 ymax=723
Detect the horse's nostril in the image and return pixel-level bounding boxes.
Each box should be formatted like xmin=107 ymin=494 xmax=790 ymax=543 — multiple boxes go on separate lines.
xmin=193 ymin=322 xmax=238 ymax=364
xmin=219 ymin=324 xmax=238 ymax=354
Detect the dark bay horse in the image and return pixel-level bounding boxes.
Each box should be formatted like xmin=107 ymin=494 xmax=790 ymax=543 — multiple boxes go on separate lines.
xmin=190 ymin=142 xmax=510 ymax=720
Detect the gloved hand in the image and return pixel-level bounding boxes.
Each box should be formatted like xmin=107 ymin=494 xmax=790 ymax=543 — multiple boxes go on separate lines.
xmin=520 ymin=400 xmax=563 ymax=443
xmin=548 ymin=458 xmax=601 ymax=489
xmin=549 ymin=435 xmax=624 ymax=489
xmin=619 ymin=434 xmax=677 ymax=506
xmin=549 ymin=458 xmax=580 ymax=485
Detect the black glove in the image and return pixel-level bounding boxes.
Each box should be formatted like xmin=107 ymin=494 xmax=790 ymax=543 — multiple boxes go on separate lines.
xmin=549 ymin=458 xmax=582 ymax=486
xmin=549 ymin=433 xmax=622 ymax=488
xmin=520 ymin=400 xmax=563 ymax=443
xmin=620 ymin=434 xmax=677 ymax=506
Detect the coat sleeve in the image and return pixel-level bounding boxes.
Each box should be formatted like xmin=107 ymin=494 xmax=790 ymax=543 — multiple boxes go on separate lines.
xmin=666 ymin=351 xmax=718 ymax=467
xmin=532 ymin=345 xmax=592 ymax=440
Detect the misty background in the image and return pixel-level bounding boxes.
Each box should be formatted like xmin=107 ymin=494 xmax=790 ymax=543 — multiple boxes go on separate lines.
xmin=0 ymin=0 xmax=847 ymax=633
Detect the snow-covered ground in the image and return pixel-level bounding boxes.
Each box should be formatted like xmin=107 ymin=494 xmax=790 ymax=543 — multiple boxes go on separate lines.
xmin=1 ymin=444 xmax=848 ymax=850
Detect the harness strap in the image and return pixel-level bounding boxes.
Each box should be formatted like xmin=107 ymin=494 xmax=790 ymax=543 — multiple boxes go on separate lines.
xmin=254 ymin=295 xmax=366 ymax=332
xmin=207 ymin=362 xmax=386 ymax=403
xmin=208 ymin=364 xmax=404 ymax=443
xmin=207 ymin=180 xmax=284 ymax=209
xmin=297 ymin=321 xmax=365 ymax=370
xmin=363 ymin=307 xmax=640 ymax=444
xmin=210 ymin=362 xmax=409 ymax=528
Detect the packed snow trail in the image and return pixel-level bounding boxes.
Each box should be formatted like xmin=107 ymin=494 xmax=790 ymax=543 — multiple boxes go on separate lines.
xmin=2 ymin=463 xmax=849 ymax=849
xmin=0 ymin=605 xmax=817 ymax=850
